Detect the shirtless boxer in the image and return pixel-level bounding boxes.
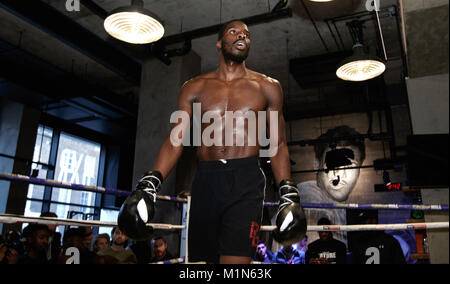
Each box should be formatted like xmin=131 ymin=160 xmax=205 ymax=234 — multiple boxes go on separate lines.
xmin=118 ymin=20 xmax=306 ymax=264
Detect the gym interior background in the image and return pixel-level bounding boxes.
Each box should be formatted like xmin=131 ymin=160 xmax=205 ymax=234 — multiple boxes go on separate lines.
xmin=0 ymin=0 xmax=448 ymax=263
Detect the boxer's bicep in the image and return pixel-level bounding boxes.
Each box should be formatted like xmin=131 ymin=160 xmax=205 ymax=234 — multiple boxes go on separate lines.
xmin=265 ymin=79 xmax=287 ymax=149
xmin=264 ymin=79 xmax=291 ymax=183
xmin=154 ymin=81 xmax=198 ymax=179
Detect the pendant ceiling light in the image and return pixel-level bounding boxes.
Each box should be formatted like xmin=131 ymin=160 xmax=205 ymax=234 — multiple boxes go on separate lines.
xmin=104 ymin=0 xmax=164 ymax=44
xmin=336 ymin=20 xmax=386 ymax=82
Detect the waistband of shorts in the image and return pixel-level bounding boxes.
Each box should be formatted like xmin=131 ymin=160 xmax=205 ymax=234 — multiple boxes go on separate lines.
xmin=198 ymin=156 xmax=261 ymax=171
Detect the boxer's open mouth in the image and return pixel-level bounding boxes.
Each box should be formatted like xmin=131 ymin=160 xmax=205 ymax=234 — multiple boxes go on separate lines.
xmin=234 ymin=40 xmax=247 ymax=50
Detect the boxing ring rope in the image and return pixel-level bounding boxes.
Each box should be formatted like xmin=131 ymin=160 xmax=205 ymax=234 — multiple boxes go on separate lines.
xmin=0 ymin=214 xmax=185 ymax=230
xmin=1 ymin=171 xmax=449 ymax=264
xmin=1 ymin=172 xmax=448 ymax=212
xmin=263 ymin=201 xmax=449 ymax=211
xmin=1 ymin=214 xmax=447 ymax=232
xmin=149 ymin=257 xmax=185 ymax=264
xmin=261 ymin=222 xmax=449 ymax=232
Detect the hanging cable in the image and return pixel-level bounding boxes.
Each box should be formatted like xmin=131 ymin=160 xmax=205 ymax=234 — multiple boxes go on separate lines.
xmin=374 ymin=0 xmax=388 ymax=61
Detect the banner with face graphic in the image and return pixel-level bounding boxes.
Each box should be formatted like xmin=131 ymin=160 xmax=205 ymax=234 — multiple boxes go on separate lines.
xmin=287 ymin=112 xmax=416 ymax=263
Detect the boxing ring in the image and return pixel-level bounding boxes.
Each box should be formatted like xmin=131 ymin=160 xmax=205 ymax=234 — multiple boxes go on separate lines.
xmin=1 ymin=171 xmax=448 ymax=264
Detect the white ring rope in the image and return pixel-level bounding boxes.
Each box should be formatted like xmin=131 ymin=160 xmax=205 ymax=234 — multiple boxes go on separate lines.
xmin=1 ymin=214 xmax=447 ymax=232
xmin=0 ymin=214 xmax=185 ymax=230
xmin=261 ymin=222 xmax=449 ymax=232
xmin=148 ymin=257 xmax=185 ymax=264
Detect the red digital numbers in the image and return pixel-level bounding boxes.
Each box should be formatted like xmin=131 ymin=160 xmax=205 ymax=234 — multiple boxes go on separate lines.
xmin=387 ymin=183 xmax=401 ymax=191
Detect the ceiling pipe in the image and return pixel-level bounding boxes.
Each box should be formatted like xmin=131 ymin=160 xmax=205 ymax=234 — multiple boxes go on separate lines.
xmin=157 ymin=7 xmax=292 ymax=46
xmin=79 ymin=0 xmax=108 ymax=19
xmin=0 ymin=0 xmax=141 ymax=85
xmin=81 ymin=0 xmax=291 ymax=64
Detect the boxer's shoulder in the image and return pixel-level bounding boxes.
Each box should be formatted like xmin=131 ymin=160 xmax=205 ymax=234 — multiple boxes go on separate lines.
xmin=247 ymin=70 xmax=280 ymax=86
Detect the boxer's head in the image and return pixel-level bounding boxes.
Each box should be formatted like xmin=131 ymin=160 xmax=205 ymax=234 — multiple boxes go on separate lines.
xmin=217 ymin=20 xmax=251 ymax=63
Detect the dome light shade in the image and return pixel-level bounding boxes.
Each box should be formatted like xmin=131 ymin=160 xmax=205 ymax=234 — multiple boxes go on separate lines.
xmin=104 ymin=1 xmax=164 ymax=44
xmin=336 ymin=44 xmax=386 ymax=82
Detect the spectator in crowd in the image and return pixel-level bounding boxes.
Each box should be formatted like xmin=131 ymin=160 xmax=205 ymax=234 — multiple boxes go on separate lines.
xmin=98 ymin=227 xmax=137 ymax=264
xmin=130 ymin=240 xmax=152 ymax=264
xmin=40 ymin=212 xmax=62 ymax=263
xmin=350 ymin=211 xmax=406 ymax=264
xmin=305 ymin=218 xmax=347 ymax=264
xmin=93 ymin=233 xmax=110 ymax=254
xmin=275 ymin=244 xmax=304 ymax=264
xmin=297 ymin=235 xmax=308 ymax=253
xmin=253 ymin=240 xmax=274 ymax=263
xmin=19 ymin=224 xmax=50 ymax=264
xmin=59 ymin=227 xmax=107 ymax=264
xmin=150 ymin=236 xmax=173 ymax=263
xmin=0 ymin=235 xmax=20 ymax=264
xmin=78 ymin=226 xmax=94 ymax=250
xmin=296 ymin=235 xmax=308 ymax=262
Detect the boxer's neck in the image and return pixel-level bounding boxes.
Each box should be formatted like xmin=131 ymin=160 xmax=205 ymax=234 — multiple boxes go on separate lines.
xmin=217 ymin=55 xmax=248 ymax=82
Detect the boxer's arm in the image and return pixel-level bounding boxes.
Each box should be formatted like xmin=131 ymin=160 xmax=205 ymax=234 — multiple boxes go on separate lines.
xmin=153 ymin=80 xmax=197 ymax=180
xmin=265 ymin=78 xmax=291 ymax=185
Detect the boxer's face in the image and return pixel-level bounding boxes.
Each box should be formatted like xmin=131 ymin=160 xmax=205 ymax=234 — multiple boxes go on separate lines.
xmin=317 ymin=145 xmax=362 ymax=201
xmin=217 ymin=21 xmax=251 ymax=63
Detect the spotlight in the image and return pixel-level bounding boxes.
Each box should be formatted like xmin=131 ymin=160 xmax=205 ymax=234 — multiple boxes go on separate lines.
xmin=104 ymin=0 xmax=164 ymax=44
xmin=336 ymin=20 xmax=386 ymax=82
xmin=336 ymin=43 xmax=386 ymax=81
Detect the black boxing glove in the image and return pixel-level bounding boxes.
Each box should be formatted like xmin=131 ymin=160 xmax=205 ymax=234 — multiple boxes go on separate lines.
xmin=117 ymin=170 xmax=163 ymax=241
xmin=273 ymin=179 xmax=307 ymax=246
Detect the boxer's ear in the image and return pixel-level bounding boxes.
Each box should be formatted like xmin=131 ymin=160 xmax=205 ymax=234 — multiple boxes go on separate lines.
xmin=216 ymin=40 xmax=222 ymax=52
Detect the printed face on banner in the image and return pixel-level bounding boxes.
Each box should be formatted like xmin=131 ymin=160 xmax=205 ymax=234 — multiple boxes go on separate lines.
xmin=317 ymin=145 xmax=362 ymax=202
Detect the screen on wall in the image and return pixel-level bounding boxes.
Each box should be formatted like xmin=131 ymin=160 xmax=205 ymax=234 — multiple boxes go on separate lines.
xmin=407 ymin=134 xmax=449 ymax=188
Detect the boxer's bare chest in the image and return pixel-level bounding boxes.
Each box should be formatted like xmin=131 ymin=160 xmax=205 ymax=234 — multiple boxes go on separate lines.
xmin=194 ymin=78 xmax=268 ymax=115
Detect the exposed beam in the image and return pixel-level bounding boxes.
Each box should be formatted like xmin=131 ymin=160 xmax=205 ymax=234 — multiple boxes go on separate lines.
xmin=158 ymin=8 xmax=293 ymax=46
xmin=0 ymin=38 xmax=137 ymax=118
xmin=80 ymin=0 xmax=108 ymax=19
xmin=0 ymin=0 xmax=141 ymax=86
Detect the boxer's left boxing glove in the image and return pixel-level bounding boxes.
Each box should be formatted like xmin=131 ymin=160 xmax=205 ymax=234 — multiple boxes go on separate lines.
xmin=117 ymin=170 xmax=163 ymax=241
xmin=273 ymin=179 xmax=307 ymax=246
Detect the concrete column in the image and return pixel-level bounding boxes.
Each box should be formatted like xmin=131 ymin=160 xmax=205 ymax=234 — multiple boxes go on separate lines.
xmin=401 ymin=0 xmax=449 ymax=264
xmin=0 ymin=97 xmax=40 ymax=233
xmin=133 ymin=51 xmax=201 ymax=255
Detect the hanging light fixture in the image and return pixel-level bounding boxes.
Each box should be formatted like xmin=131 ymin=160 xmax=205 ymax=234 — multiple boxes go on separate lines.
xmin=104 ymin=0 xmax=164 ymax=44
xmin=336 ymin=20 xmax=386 ymax=82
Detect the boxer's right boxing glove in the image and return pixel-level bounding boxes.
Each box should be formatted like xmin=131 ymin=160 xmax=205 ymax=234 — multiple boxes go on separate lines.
xmin=117 ymin=170 xmax=163 ymax=241
xmin=273 ymin=179 xmax=307 ymax=246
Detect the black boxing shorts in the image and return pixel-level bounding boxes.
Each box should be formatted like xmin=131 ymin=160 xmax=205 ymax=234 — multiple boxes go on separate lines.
xmin=188 ymin=156 xmax=266 ymax=263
